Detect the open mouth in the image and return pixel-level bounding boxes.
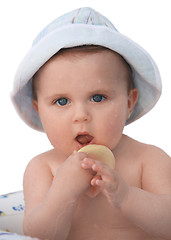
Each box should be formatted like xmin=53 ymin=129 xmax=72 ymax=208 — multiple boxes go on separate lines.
xmin=75 ymin=134 xmax=94 ymax=147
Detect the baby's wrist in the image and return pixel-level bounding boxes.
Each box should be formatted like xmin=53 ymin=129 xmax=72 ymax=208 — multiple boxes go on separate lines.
xmin=116 ymin=184 xmax=133 ymax=211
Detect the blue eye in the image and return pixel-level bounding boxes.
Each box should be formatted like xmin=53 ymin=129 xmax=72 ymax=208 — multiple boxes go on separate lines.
xmin=55 ymin=98 xmax=69 ymax=106
xmin=91 ymin=94 xmax=105 ymax=102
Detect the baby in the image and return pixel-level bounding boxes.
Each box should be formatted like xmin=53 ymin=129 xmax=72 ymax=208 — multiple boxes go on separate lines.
xmin=11 ymin=7 xmax=171 ymax=240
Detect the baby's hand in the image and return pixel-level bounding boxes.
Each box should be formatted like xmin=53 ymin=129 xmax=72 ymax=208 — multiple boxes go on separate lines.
xmin=81 ymin=158 xmax=129 ymax=207
xmin=55 ymin=151 xmax=96 ymax=198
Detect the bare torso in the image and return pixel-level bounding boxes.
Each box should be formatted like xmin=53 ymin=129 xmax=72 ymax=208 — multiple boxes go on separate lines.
xmin=45 ymin=135 xmax=165 ymax=239
xmin=69 ymin=195 xmax=162 ymax=240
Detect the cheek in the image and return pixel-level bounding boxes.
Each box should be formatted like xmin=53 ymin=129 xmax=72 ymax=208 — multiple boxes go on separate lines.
xmin=97 ymin=104 xmax=127 ymax=139
xmin=104 ymin=105 xmax=127 ymax=128
xmin=105 ymin=116 xmax=124 ymax=136
xmin=45 ymin=125 xmax=70 ymax=153
xmin=107 ymin=117 xmax=125 ymax=135
xmin=43 ymin=123 xmax=61 ymax=147
xmin=42 ymin=117 xmax=74 ymax=154
xmin=38 ymin=112 xmax=64 ymax=146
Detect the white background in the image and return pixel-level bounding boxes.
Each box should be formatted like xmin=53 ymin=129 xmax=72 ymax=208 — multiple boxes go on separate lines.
xmin=0 ymin=0 xmax=170 ymax=195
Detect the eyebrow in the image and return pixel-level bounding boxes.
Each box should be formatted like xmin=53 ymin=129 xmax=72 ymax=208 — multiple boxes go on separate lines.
xmin=45 ymin=93 xmax=67 ymax=102
xmin=88 ymin=88 xmax=115 ymax=95
xmin=44 ymin=87 xmax=116 ymax=101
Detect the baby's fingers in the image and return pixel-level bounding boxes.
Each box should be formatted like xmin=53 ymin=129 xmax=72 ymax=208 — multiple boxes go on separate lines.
xmin=91 ymin=162 xmax=118 ymax=189
xmin=91 ymin=175 xmax=102 ymax=186
xmin=81 ymin=157 xmax=97 ymax=176
xmin=92 ymin=161 xmax=113 ymax=177
xmin=81 ymin=157 xmax=95 ymax=169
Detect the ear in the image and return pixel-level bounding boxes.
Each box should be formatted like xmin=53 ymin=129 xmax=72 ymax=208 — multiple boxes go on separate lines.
xmin=127 ymin=88 xmax=138 ymax=119
xmin=32 ymin=100 xmax=39 ymax=113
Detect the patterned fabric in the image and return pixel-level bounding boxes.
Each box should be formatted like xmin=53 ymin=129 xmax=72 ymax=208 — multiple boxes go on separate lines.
xmin=0 ymin=192 xmax=38 ymax=239
xmin=32 ymin=7 xmax=118 ymax=46
xmin=0 ymin=192 xmax=24 ymax=217
xmin=11 ymin=7 xmax=162 ymax=131
xmin=0 ymin=192 xmax=24 ymax=235
xmin=0 ymin=231 xmax=38 ymax=240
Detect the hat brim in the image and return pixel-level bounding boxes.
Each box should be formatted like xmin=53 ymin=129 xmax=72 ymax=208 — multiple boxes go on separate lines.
xmin=11 ymin=24 xmax=162 ymax=131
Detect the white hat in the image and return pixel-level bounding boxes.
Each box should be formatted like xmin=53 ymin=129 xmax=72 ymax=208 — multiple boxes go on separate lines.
xmin=11 ymin=7 xmax=162 ymax=132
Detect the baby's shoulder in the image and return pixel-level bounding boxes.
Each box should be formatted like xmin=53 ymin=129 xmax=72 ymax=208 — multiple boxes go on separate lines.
xmin=124 ymin=136 xmax=171 ymax=194
xmin=123 ymin=134 xmax=170 ymax=161
xmin=25 ymin=149 xmax=60 ymax=178
xmin=134 ymin=138 xmax=170 ymax=164
xmin=123 ymin=135 xmax=170 ymax=169
xmin=28 ymin=149 xmax=54 ymax=166
xmin=128 ymin=138 xmax=171 ymax=194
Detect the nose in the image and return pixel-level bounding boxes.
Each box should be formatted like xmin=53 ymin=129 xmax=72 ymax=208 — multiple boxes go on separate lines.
xmin=72 ymin=104 xmax=90 ymax=123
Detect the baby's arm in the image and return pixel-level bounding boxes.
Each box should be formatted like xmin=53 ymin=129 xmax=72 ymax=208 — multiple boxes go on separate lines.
xmin=82 ymin=147 xmax=171 ymax=239
xmin=23 ymin=151 xmax=95 ymax=240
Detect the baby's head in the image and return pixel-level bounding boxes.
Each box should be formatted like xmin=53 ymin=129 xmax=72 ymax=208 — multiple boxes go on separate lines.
xmin=11 ymin=7 xmax=162 ymax=132
xmin=30 ymin=45 xmax=139 ymax=151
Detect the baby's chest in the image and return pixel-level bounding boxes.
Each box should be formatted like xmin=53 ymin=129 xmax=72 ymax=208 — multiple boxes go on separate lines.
xmin=69 ymin=196 xmax=154 ymax=240
xmin=70 ymin=198 xmax=126 ymax=236
xmin=70 ymin=197 xmax=165 ymax=240
xmin=69 ymin=163 xmax=143 ymax=238
xmin=116 ymin=155 xmax=143 ymax=188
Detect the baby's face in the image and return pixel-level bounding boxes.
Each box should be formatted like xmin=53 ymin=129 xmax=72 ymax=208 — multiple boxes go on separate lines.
xmin=33 ymin=49 xmax=138 ymax=155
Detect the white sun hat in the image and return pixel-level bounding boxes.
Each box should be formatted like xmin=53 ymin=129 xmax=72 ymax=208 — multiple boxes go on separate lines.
xmin=11 ymin=7 xmax=162 ymax=132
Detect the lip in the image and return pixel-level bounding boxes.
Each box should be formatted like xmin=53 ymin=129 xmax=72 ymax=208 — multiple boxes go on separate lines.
xmin=75 ymin=132 xmax=94 ymax=150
